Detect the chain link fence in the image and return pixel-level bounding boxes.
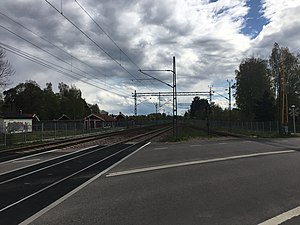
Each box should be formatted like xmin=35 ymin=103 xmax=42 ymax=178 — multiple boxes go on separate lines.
xmin=0 ymin=119 xmax=171 ymax=148
xmin=0 ymin=120 xmax=135 ymax=147
xmin=210 ymin=120 xmax=279 ymax=135
xmin=184 ymin=119 xmax=300 ymax=136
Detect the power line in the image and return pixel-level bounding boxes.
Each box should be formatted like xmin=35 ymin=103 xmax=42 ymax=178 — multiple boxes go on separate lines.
xmin=74 ymin=0 xmax=161 ymax=90
xmin=74 ymin=0 xmax=141 ymax=70
xmin=0 ymin=42 xmax=127 ymax=97
xmin=0 ymin=24 xmax=130 ymax=96
xmin=0 ymin=42 xmax=128 ymax=97
xmin=0 ymin=10 xmax=110 ymax=81
xmin=45 ymin=0 xmax=141 ymax=84
xmin=45 ymin=0 xmax=159 ymax=92
xmin=0 ymin=24 xmax=70 ymax=67
xmin=0 ymin=22 xmax=109 ymax=85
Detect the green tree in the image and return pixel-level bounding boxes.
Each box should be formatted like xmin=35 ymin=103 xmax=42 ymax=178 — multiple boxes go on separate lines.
xmin=190 ymin=97 xmax=209 ymax=120
xmin=269 ymin=43 xmax=300 ymax=117
xmin=43 ymin=82 xmax=59 ymax=120
xmin=3 ymin=80 xmax=45 ymax=117
xmin=253 ymin=91 xmax=276 ymax=121
xmin=2 ymin=81 xmax=92 ymax=120
xmin=89 ymin=104 xmax=100 ymax=114
xmin=210 ymin=104 xmax=228 ymax=121
xmin=235 ymin=57 xmax=274 ymax=120
xmin=57 ymin=82 xmax=90 ymax=119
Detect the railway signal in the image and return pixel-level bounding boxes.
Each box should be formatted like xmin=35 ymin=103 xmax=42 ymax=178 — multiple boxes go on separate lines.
xmin=289 ymin=105 xmax=299 ymax=134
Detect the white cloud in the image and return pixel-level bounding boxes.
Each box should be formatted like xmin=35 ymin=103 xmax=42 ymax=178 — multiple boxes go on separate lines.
xmin=1 ymin=0 xmax=299 ymax=116
xmin=251 ymin=0 xmax=300 ymax=57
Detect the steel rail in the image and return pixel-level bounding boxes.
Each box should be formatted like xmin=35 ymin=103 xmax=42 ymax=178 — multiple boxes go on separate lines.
xmin=0 ymin=124 xmax=170 ymax=162
xmin=0 ymin=126 xmax=171 ymax=224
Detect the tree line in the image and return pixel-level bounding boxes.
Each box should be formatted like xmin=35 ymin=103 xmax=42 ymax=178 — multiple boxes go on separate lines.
xmin=186 ymin=43 xmax=300 ymax=125
xmin=235 ymin=43 xmax=300 ymax=123
xmin=0 ymin=80 xmax=101 ymax=120
xmin=1 ymin=43 xmax=300 ymax=124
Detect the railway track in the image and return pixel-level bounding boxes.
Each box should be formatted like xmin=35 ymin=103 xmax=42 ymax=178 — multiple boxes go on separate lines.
xmin=0 ymin=124 xmax=170 ymax=163
xmin=0 ymin=126 xmax=171 ymax=225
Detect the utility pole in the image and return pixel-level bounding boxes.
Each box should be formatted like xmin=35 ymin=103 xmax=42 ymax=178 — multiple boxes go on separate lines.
xmin=138 ymin=56 xmax=178 ymax=138
xmin=291 ymin=105 xmax=296 ymax=134
xmin=134 ymin=90 xmax=137 ymax=116
xmin=227 ymin=80 xmax=233 ymax=131
xmin=173 ymin=56 xmax=177 ymax=137
xmin=158 ymin=92 xmax=161 ymax=108
xmin=227 ymin=80 xmax=232 ymax=111
xmin=208 ymin=85 xmax=213 ymax=105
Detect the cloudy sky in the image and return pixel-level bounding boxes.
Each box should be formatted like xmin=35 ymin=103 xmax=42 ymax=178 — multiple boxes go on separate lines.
xmin=0 ymin=0 xmax=300 ymax=116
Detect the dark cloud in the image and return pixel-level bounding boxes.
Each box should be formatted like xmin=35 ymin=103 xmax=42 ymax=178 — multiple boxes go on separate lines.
xmin=0 ymin=0 xmax=299 ymax=114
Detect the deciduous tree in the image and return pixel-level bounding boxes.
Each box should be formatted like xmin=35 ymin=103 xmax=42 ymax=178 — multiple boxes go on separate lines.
xmin=235 ymin=57 xmax=274 ymax=120
xmin=0 ymin=48 xmax=14 ymax=87
xmin=189 ymin=97 xmax=209 ymax=120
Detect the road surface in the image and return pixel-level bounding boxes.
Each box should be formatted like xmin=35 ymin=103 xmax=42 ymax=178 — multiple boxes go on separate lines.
xmin=2 ymin=137 xmax=300 ymax=224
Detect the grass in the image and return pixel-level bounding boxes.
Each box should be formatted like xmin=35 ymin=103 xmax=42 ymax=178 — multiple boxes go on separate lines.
xmin=161 ymin=124 xmax=291 ymax=142
xmin=164 ymin=125 xmax=218 ymax=142
xmin=215 ymin=128 xmax=282 ymax=138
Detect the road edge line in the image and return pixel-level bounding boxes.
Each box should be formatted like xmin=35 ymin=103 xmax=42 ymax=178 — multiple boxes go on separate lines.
xmin=18 ymin=141 xmax=151 ymax=225
xmin=258 ymin=206 xmax=300 ymax=225
xmin=0 ymin=145 xmax=99 ymax=176
xmin=106 ymin=150 xmax=295 ymax=177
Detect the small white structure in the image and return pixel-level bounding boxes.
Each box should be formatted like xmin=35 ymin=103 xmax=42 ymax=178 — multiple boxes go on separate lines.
xmin=0 ymin=113 xmax=40 ymax=133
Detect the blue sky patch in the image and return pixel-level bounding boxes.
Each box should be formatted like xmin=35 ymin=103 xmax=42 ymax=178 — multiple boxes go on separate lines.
xmin=241 ymin=0 xmax=269 ymax=38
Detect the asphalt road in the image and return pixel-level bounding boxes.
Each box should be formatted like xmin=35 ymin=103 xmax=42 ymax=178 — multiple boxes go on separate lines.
xmin=25 ymin=137 xmax=300 ymax=225
xmin=2 ymin=137 xmax=300 ymax=225
xmin=0 ymin=141 xmax=148 ymax=225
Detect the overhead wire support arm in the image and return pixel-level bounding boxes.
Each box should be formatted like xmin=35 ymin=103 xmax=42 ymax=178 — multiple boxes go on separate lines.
xmin=213 ymin=91 xmax=229 ymax=100
xmin=138 ymin=70 xmax=173 ymax=88
xmin=138 ymin=56 xmax=177 ymax=137
xmin=134 ymin=91 xmax=209 ymax=97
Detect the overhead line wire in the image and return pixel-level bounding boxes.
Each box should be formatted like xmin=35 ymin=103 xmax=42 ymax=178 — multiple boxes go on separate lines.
xmin=74 ymin=0 xmax=141 ymax=70
xmin=0 ymin=19 xmax=109 ymax=84
xmin=74 ymin=0 xmax=159 ymax=90
xmin=0 ymin=42 xmax=128 ymax=97
xmin=0 ymin=24 xmax=83 ymax=74
xmin=0 ymin=10 xmax=110 ymax=81
xmin=0 ymin=24 xmax=128 ymax=96
xmin=45 ymin=0 xmax=141 ymax=84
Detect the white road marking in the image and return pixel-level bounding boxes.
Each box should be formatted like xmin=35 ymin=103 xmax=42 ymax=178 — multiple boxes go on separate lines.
xmin=154 ymin=147 xmax=168 ymax=150
xmin=218 ymin=142 xmax=228 ymax=145
xmin=106 ymin=150 xmax=295 ymax=177
xmin=13 ymin=159 xmax=41 ymax=163
xmin=0 ymin=149 xmax=59 ymax=165
xmin=18 ymin=142 xmax=151 ymax=225
xmin=258 ymin=206 xmax=300 ymax=225
xmin=0 ymin=145 xmax=99 ymax=176
xmin=0 ymin=145 xmax=105 ymax=185
xmin=190 ymin=144 xmax=202 ymax=147
xmin=0 ymin=143 xmax=129 ymax=212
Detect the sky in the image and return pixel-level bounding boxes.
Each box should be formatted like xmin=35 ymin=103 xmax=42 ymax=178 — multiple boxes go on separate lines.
xmin=0 ymin=0 xmax=300 ymax=116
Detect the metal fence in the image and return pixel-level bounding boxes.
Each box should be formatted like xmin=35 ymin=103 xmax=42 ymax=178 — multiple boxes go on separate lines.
xmin=185 ymin=119 xmax=300 ymax=136
xmin=0 ymin=119 xmax=171 ymax=148
xmin=0 ymin=121 xmax=128 ymax=147
xmin=211 ymin=120 xmax=279 ymax=134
